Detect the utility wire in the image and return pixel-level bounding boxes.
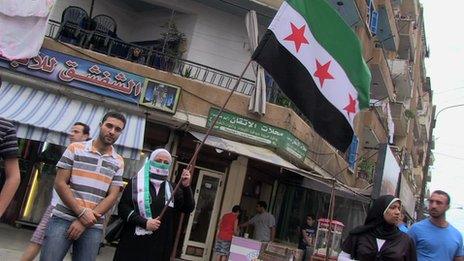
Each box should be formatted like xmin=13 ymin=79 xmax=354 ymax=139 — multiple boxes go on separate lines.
xmin=434 ymin=152 xmax=464 ymax=162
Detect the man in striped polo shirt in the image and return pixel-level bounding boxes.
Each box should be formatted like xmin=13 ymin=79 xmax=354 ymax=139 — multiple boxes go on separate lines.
xmin=40 ymin=112 xmax=126 ymax=261
xmin=0 ymin=117 xmax=20 ymax=218
xmin=22 ymin=122 xmax=90 ymax=261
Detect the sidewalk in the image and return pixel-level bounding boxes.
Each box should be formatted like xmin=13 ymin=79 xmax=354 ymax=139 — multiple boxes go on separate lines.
xmin=0 ymin=223 xmax=115 ymax=260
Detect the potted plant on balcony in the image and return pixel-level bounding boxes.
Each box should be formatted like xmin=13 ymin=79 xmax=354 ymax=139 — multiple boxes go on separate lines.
xmin=159 ymin=21 xmax=187 ymax=72
xmin=357 ymin=157 xmax=376 ymax=183
xmin=404 ymin=109 xmax=416 ymax=119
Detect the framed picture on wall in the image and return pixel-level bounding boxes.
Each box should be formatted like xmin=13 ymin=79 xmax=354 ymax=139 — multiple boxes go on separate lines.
xmin=139 ymin=79 xmax=181 ymax=114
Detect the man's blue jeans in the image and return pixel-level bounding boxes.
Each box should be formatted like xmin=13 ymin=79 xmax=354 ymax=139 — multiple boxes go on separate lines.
xmin=40 ymin=216 xmax=102 ymax=261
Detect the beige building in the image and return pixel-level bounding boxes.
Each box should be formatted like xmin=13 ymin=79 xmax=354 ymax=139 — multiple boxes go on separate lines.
xmin=0 ymin=0 xmax=432 ymax=259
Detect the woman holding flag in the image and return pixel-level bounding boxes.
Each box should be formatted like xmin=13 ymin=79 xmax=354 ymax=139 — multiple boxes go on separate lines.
xmin=113 ymin=148 xmax=195 ymax=261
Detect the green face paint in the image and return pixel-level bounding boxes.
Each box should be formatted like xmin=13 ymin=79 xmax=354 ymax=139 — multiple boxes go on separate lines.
xmin=150 ymin=161 xmax=170 ymax=170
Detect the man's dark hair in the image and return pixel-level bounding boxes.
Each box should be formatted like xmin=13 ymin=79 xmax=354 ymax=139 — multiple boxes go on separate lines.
xmin=306 ymin=214 xmax=315 ymax=220
xmin=257 ymin=201 xmax=267 ymax=210
xmin=232 ymin=205 xmax=241 ymax=213
xmin=432 ymin=190 xmax=451 ymax=205
xmin=73 ymin=122 xmax=90 ymax=136
xmin=101 ymin=111 xmax=126 ymax=129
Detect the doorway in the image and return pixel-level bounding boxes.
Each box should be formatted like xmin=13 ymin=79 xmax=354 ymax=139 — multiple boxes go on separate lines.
xmin=180 ymin=167 xmax=224 ymax=260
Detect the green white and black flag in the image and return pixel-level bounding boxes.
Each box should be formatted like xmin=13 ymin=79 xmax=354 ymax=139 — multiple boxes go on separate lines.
xmin=253 ymin=0 xmax=371 ymax=152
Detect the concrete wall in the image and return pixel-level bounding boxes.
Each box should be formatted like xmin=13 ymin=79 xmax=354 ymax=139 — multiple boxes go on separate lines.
xmin=219 ymin=156 xmax=248 ymax=218
xmin=50 ymin=0 xmax=263 ymax=80
xmin=42 ymin=37 xmax=353 ymax=184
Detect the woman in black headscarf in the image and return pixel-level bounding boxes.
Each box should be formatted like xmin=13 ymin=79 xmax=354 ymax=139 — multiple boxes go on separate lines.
xmin=338 ymin=195 xmax=416 ymax=261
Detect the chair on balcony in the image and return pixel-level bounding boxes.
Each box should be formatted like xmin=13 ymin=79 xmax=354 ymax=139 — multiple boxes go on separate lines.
xmin=86 ymin=14 xmax=118 ymax=54
xmin=56 ymin=6 xmax=89 ymax=46
xmin=92 ymin=14 xmax=117 ymax=35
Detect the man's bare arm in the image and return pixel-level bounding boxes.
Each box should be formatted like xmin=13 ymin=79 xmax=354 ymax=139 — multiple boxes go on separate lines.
xmin=54 ymin=168 xmax=82 ymax=214
xmin=0 ymin=158 xmax=20 ymax=217
xmin=55 ymin=168 xmax=97 ymax=226
xmin=93 ymin=185 xmax=122 ymax=216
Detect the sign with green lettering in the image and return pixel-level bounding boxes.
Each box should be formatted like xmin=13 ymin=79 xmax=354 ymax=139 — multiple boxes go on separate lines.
xmin=207 ymin=107 xmax=308 ymax=160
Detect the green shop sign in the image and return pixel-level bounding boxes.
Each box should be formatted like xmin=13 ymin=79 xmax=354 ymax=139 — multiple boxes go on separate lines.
xmin=206 ymin=107 xmax=308 ymax=160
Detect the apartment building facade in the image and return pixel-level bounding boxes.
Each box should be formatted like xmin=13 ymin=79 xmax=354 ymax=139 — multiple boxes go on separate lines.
xmin=0 ymin=0 xmax=432 ymax=259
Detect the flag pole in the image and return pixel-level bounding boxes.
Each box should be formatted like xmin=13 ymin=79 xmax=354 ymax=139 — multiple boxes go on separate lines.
xmin=325 ymin=179 xmax=336 ymax=261
xmin=170 ymin=142 xmax=200 ymax=260
xmin=158 ymin=58 xmax=253 ymax=220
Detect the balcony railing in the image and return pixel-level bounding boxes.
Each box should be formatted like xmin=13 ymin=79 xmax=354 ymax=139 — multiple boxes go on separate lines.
xmin=45 ymin=20 xmax=255 ymax=95
xmin=46 ymin=20 xmax=315 ymax=129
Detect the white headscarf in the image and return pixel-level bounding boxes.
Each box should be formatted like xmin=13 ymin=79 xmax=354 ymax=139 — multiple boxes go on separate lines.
xmin=147 ymin=148 xmax=172 ymax=176
xmin=132 ymin=148 xmax=173 ymax=236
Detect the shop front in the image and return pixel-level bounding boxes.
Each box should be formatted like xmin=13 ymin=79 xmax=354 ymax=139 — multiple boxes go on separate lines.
xmin=0 ymin=80 xmax=146 ymax=226
xmin=0 ymin=47 xmax=369 ymax=261
xmin=177 ymin=130 xmax=369 ymax=260
xmin=0 ymin=46 xmax=190 ymax=226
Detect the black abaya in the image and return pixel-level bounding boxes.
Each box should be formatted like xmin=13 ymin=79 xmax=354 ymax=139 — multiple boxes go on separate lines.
xmin=341 ymin=195 xmax=417 ymax=261
xmin=341 ymin=232 xmax=416 ymax=261
xmin=113 ymin=180 xmax=194 ymax=261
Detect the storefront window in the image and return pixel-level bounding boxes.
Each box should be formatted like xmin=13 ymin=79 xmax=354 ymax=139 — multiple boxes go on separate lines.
xmin=122 ymin=151 xmax=149 ymax=179
xmin=19 ymin=142 xmax=65 ymax=224
xmin=4 ymin=138 xmax=148 ymax=226
xmin=274 ymin=183 xmax=331 ymax=245
xmin=273 ymin=182 xmax=367 ymax=244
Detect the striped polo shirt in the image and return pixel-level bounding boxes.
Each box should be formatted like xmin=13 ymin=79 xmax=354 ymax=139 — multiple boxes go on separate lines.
xmin=53 ymin=140 xmax=124 ymax=228
xmin=0 ymin=117 xmax=18 ymax=160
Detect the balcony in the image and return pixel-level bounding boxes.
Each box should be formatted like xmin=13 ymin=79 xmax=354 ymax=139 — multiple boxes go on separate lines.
xmin=390 ymin=102 xmax=409 ymax=136
xmin=327 ymin=0 xmax=363 ymax=29
xmin=417 ymin=110 xmax=430 ymax=140
xmin=369 ymin=47 xmax=395 ymax=101
xmin=388 ymin=59 xmax=413 ymax=102
xmin=399 ymin=0 xmax=419 ymax=21
xmin=362 ymin=108 xmax=389 ymax=147
xmin=45 ymin=20 xmax=255 ymax=96
xmin=423 ymin=76 xmax=431 ymax=92
xmin=412 ymin=167 xmax=423 ymax=188
xmin=396 ymin=18 xmax=416 ymax=61
xmin=375 ymin=0 xmax=399 ymax=51
xmin=413 ymin=117 xmax=421 ymax=141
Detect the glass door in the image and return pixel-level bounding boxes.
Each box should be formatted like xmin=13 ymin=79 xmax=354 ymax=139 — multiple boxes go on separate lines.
xmin=181 ymin=170 xmax=224 ymax=260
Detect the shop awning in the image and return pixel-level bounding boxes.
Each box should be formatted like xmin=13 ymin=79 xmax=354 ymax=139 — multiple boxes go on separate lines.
xmin=189 ymin=131 xmax=297 ymax=169
xmin=0 ymin=81 xmax=145 ymax=159
xmin=190 ymin=131 xmax=371 ymax=203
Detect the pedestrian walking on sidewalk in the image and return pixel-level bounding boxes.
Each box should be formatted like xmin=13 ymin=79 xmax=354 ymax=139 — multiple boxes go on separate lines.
xmin=40 ymin=112 xmax=126 ymax=261
xmin=338 ymin=195 xmax=416 ymax=261
xmin=21 ymin=122 xmax=90 ymax=261
xmin=214 ymin=205 xmax=241 ymax=261
xmin=408 ymin=190 xmax=464 ymax=261
xmin=0 ymin=117 xmax=20 ymax=218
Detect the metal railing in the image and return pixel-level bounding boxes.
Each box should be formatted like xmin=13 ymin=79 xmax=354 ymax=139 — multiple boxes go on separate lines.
xmin=45 ymin=20 xmax=314 ymax=129
xmin=45 ymin=20 xmax=255 ymax=95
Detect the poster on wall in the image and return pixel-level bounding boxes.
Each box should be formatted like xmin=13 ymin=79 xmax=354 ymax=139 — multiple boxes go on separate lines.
xmin=372 ymin=143 xmax=401 ymax=199
xmin=139 ymin=79 xmax=181 ymax=114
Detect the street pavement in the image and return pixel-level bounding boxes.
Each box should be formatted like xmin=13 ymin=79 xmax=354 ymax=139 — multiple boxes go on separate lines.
xmin=0 ymin=223 xmax=116 ymax=260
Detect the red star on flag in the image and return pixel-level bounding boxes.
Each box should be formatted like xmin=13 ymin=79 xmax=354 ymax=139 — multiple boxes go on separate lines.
xmin=314 ymin=60 xmax=334 ymax=87
xmin=343 ymin=94 xmax=357 ymax=118
xmin=284 ymin=23 xmax=309 ymax=52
